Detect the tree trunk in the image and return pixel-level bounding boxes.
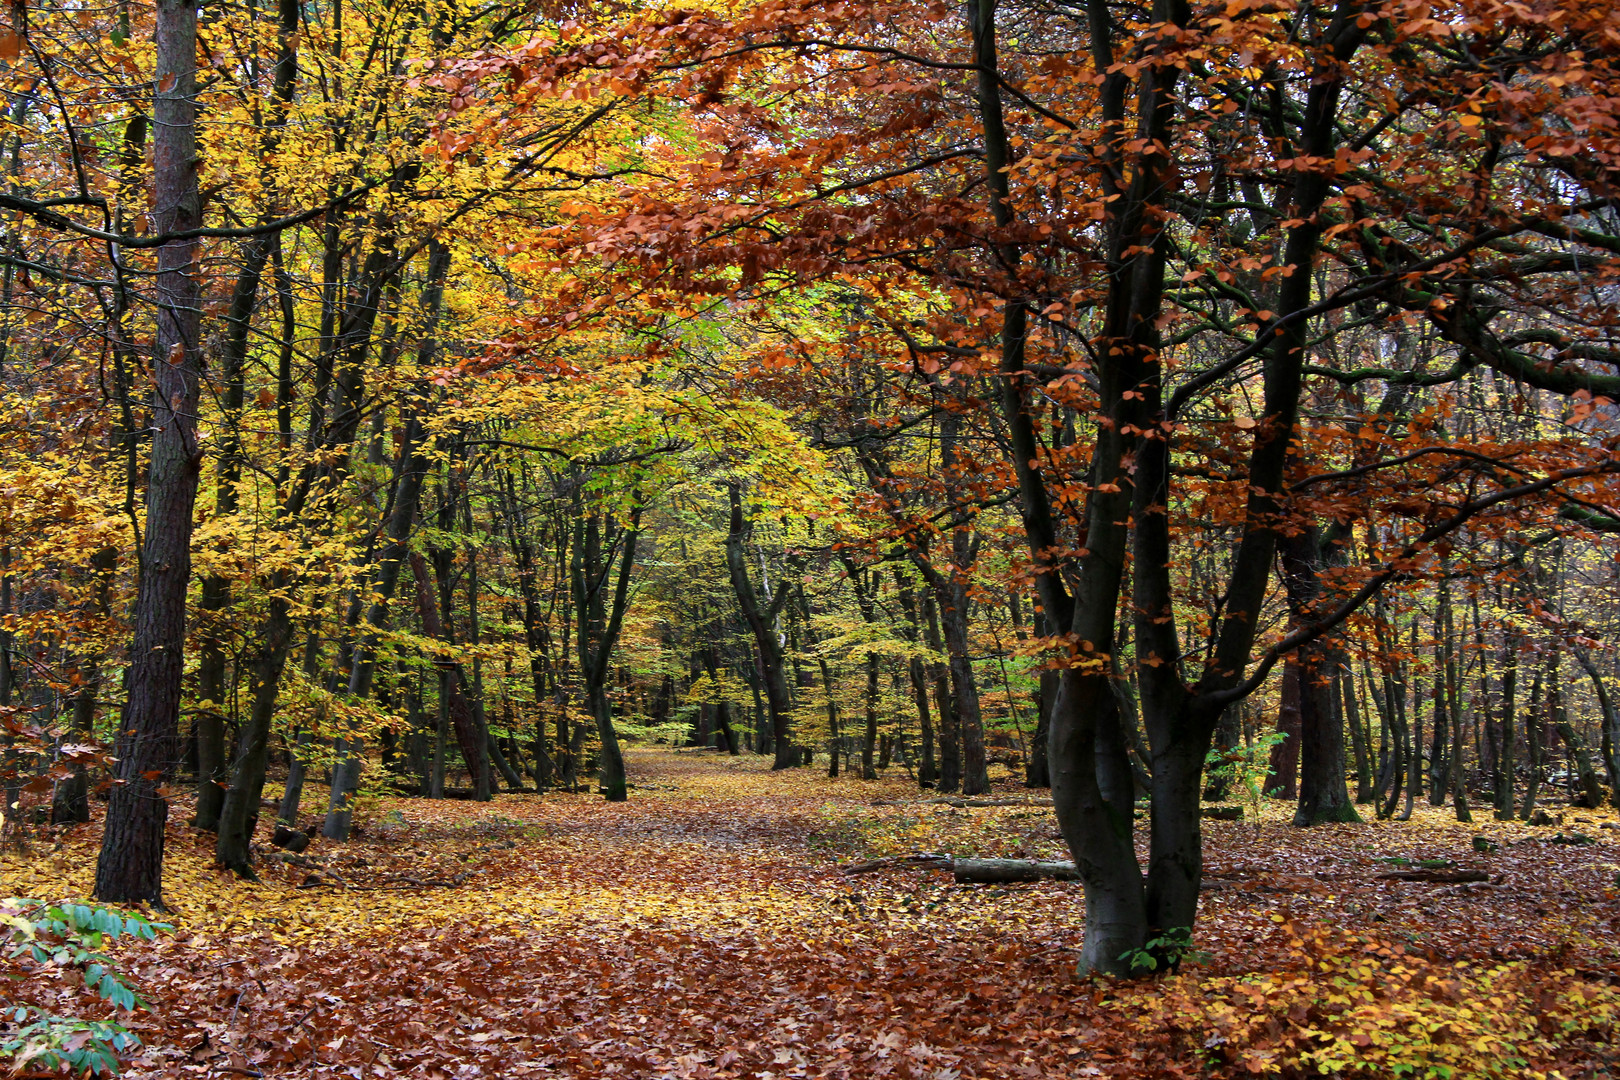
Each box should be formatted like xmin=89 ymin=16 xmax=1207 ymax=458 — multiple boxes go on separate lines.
xmin=897 ymin=580 xmax=937 ymax=787
xmin=1343 ymin=660 xmax=1372 ymax=804
xmin=1522 ymin=660 xmax=1547 ymax=821
xmin=1267 ymin=660 xmax=1303 ymax=800
xmin=725 ymin=483 xmax=794 ymax=769
xmin=1050 ymin=666 xmax=1148 ymax=975
xmin=215 ymin=591 xmax=296 ymax=878
xmin=278 ymin=648 xmax=319 ymax=826
xmin=1293 ymin=642 xmax=1358 ymax=826
xmin=1496 ymin=628 xmax=1519 ymax=818
xmin=574 ymin=505 xmax=640 ymax=801
xmin=713 ymin=699 xmax=739 ymax=755
xmin=1574 ymin=649 xmax=1619 ymax=808
xmin=818 ymin=656 xmax=840 ymax=778
xmin=406 ymin=551 xmax=490 ymax=805
xmin=95 ymin=0 xmax=205 ymax=904
xmin=861 ymin=652 xmax=880 ymax=780
xmin=1555 ymin=719 xmax=1605 ymax=808
xmin=939 ymin=578 xmax=988 ymax=795
xmin=922 ymin=590 xmax=960 ymax=793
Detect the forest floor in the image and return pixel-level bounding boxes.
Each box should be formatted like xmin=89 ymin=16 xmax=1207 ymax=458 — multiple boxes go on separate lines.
xmin=5 ymin=749 xmax=1620 ymax=1079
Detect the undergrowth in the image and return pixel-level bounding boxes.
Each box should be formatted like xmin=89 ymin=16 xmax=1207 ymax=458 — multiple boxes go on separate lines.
xmin=1114 ymin=918 xmax=1620 ymax=1079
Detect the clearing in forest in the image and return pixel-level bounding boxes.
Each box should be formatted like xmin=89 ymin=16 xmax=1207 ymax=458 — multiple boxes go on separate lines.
xmin=5 ymin=749 xmax=1620 ymax=1079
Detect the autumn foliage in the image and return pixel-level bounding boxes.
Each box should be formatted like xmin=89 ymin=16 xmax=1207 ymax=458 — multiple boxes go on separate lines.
xmin=1 ymin=752 xmax=1618 ymax=1078
xmin=8 ymin=0 xmax=1620 ymax=1071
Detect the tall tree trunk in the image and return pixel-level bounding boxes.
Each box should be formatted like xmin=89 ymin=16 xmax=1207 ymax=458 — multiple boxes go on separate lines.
xmin=276 ymin=633 xmax=323 ymax=827
xmin=702 ymin=647 xmax=741 ymax=756
xmin=574 ymin=504 xmax=641 ymax=801
xmin=1279 ymin=521 xmax=1357 ymax=826
xmin=938 ymin=574 xmax=988 ymax=794
xmin=95 ymin=0 xmax=205 ymax=904
xmin=193 ymin=240 xmax=271 ymax=832
xmin=725 ymin=483 xmax=794 ymax=769
xmin=862 ymin=650 xmax=880 ymax=779
xmin=1521 ymin=659 xmax=1547 ymax=821
xmin=1402 ymin=633 xmax=1421 ymax=822
xmin=818 ymin=656 xmax=840 ymax=778
xmin=896 ymin=578 xmax=937 ymax=787
xmin=1292 ymin=642 xmax=1357 ymax=825
xmin=1574 ymin=649 xmax=1620 ymax=808
xmin=406 ymin=552 xmax=490 ymax=801
xmin=1496 ymin=627 xmax=1519 ymax=818
xmin=1267 ymin=661 xmax=1303 ymax=800
xmin=1342 ymin=660 xmax=1372 ymax=804
xmin=214 ymin=588 xmax=296 ymax=878
xmin=922 ymin=590 xmax=960 ymax=792
xmin=1376 ymin=666 xmax=1408 ymax=821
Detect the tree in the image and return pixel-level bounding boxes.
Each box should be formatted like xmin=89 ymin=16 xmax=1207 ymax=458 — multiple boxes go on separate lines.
xmin=94 ymin=0 xmax=205 ymax=905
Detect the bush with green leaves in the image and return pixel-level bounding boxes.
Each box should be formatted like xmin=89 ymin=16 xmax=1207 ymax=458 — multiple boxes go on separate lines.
xmin=1 ymin=898 xmax=169 ymax=1076
xmin=1119 ymin=926 xmax=1212 ymax=975
xmin=1205 ymin=729 xmax=1289 ymax=830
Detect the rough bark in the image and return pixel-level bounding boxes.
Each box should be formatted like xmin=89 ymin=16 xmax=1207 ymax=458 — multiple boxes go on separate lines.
xmin=95 ymin=0 xmax=205 ymax=904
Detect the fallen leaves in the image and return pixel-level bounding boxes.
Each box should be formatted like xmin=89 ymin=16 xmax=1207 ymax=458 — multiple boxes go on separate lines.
xmin=3 ymin=750 xmax=1619 ymax=1078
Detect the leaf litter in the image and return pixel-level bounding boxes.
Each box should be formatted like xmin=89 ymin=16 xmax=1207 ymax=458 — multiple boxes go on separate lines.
xmin=4 ymin=749 xmax=1620 ymax=1078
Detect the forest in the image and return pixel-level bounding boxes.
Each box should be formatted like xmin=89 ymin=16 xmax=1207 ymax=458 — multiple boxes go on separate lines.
xmin=3 ymin=0 xmax=1620 ymax=1075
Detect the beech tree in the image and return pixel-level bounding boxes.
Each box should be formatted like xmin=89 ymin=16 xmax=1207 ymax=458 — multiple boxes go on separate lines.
xmin=8 ymin=0 xmax=1620 ymax=996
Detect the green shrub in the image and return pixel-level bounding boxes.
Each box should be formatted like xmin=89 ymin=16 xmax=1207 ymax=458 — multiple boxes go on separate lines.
xmin=2 ymin=898 xmax=169 ymax=1076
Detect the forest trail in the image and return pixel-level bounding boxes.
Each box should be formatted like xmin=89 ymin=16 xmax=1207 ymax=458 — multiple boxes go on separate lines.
xmin=6 ymin=750 xmax=1620 ymax=1078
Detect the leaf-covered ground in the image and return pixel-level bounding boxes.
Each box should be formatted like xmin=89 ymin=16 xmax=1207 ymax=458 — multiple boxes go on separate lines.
xmin=5 ymin=750 xmax=1620 ymax=1079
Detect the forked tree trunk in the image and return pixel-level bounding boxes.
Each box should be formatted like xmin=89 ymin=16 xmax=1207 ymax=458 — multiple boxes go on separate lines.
xmin=726 ymin=484 xmax=794 ymax=769
xmin=1048 ymin=667 xmax=1147 ymax=974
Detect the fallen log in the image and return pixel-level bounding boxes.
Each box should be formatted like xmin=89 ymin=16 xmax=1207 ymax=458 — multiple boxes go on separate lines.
xmin=840 ymin=854 xmax=1077 ymax=881
xmin=952 ymin=858 xmax=1080 ymax=883
xmin=840 ymin=854 xmax=1245 ymax=890
xmin=841 ymin=854 xmax=953 ymax=874
xmin=1377 ymin=869 xmax=1489 ymax=884
xmin=919 ymin=797 xmax=1055 ymax=808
